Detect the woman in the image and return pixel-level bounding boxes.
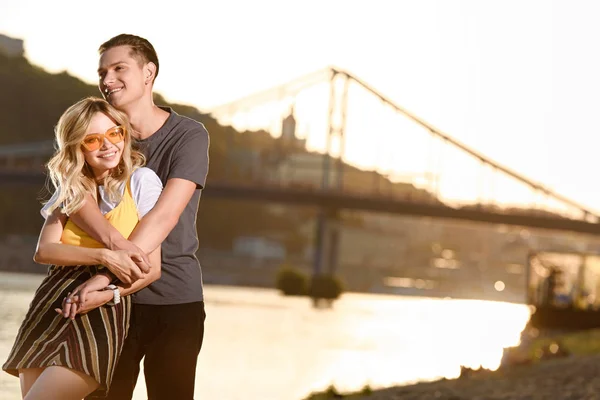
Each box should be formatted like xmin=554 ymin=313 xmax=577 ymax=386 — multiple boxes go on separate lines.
xmin=2 ymin=97 xmax=163 ymax=399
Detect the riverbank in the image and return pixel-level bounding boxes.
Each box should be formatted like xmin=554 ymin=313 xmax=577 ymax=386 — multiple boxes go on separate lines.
xmin=306 ymin=328 xmax=600 ymax=399
xmin=307 ymin=353 xmax=600 ymax=399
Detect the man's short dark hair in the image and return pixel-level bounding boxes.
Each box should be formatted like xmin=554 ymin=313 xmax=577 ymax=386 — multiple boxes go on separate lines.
xmin=99 ymin=34 xmax=159 ymax=82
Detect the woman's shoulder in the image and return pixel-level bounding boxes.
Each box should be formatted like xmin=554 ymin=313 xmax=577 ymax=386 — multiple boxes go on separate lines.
xmin=131 ymin=167 xmax=162 ymax=186
xmin=129 ymin=168 xmax=163 ymax=217
xmin=40 ymin=188 xmax=61 ymax=219
xmin=130 ymin=167 xmax=163 ymax=195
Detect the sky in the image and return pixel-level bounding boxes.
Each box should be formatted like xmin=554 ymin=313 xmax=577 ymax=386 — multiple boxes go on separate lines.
xmin=1 ymin=0 xmax=599 ymax=213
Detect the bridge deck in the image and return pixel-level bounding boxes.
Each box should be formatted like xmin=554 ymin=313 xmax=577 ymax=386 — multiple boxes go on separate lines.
xmin=3 ymin=170 xmax=598 ymax=235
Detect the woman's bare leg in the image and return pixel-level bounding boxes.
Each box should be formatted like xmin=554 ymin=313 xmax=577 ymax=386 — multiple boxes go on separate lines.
xmin=18 ymin=368 xmax=44 ymax=398
xmin=22 ymin=365 xmax=99 ymax=400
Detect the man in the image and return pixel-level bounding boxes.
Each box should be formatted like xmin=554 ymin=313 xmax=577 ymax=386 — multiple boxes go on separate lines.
xmin=69 ymin=34 xmax=209 ymax=399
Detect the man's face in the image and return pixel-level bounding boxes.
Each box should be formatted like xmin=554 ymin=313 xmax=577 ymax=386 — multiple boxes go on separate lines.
xmin=98 ymin=45 xmax=147 ymax=110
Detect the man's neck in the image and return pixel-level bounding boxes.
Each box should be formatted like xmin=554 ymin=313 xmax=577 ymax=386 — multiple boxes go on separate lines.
xmin=123 ymin=98 xmax=170 ymax=140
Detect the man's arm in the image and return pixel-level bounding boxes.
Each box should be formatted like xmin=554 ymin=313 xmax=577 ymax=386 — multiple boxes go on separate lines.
xmin=126 ymin=178 xmax=196 ymax=254
xmin=71 ymin=124 xmax=208 ymax=266
xmin=69 ymin=194 xmax=126 ymax=250
xmin=117 ymin=246 xmax=161 ymax=297
xmin=127 ymin=125 xmax=209 ymax=253
xmin=61 ymin=245 xmax=162 ymax=318
xmin=69 ymin=194 xmax=150 ymax=283
xmin=108 ymin=177 xmax=196 ymax=295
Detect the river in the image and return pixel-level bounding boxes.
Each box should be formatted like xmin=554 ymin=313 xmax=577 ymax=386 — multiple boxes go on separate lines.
xmin=0 ymin=272 xmax=530 ymax=399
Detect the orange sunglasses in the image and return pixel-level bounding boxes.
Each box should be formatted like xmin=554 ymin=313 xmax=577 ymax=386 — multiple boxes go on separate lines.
xmin=81 ymin=126 xmax=126 ymax=152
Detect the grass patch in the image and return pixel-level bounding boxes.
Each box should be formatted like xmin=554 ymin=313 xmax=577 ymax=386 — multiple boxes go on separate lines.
xmin=304 ymin=384 xmax=373 ymax=399
xmin=528 ymin=328 xmax=600 ymax=357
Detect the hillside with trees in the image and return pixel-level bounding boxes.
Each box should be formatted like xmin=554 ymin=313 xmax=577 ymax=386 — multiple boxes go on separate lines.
xmin=1 ymin=50 xmax=443 ymax=254
xmin=0 ymin=51 xmax=314 ymax=252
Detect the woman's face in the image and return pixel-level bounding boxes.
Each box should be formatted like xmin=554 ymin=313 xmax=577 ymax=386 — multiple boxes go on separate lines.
xmin=81 ymin=112 xmax=125 ymax=180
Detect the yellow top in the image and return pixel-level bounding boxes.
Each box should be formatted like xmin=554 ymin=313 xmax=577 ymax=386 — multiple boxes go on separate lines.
xmin=61 ymin=182 xmax=139 ymax=248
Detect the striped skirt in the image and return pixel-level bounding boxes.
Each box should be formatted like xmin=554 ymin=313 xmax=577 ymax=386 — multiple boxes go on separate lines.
xmin=2 ymin=265 xmax=131 ymax=397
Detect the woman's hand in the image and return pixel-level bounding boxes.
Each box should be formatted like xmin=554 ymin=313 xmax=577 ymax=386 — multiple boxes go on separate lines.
xmin=56 ymin=289 xmax=113 ymax=319
xmin=69 ymin=272 xmax=112 ymax=305
xmin=56 ymin=272 xmax=112 ymax=319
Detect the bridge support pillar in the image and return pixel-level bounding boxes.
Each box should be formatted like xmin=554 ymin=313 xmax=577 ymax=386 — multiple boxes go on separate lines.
xmin=312 ymin=208 xmax=340 ymax=277
xmin=313 ymin=211 xmax=326 ymax=276
xmin=327 ymin=223 xmax=340 ymax=275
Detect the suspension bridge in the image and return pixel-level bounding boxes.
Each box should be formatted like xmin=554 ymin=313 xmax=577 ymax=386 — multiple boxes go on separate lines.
xmin=1 ymin=67 xmax=598 ymax=275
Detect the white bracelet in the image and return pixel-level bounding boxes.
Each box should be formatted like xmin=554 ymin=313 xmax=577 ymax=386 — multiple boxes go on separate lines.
xmin=104 ymin=284 xmax=121 ymax=305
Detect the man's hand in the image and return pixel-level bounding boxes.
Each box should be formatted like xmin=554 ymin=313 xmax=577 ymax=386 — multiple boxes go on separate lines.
xmin=55 ymin=289 xmax=113 ymax=320
xmin=109 ymin=237 xmax=152 ymax=272
xmin=101 ymin=247 xmax=150 ymax=285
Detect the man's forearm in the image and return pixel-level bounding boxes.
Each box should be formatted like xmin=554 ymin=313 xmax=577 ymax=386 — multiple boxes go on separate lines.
xmin=127 ymin=210 xmax=178 ymax=254
xmin=70 ymin=194 xmax=126 ymax=249
xmin=126 ymin=178 xmax=197 ymax=254
xmin=71 ymin=193 xmax=172 ymax=255
xmin=117 ymin=273 xmax=155 ymax=297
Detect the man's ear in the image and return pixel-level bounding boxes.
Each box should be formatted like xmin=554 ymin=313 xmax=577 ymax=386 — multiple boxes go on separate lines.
xmin=144 ymin=62 xmax=157 ymax=84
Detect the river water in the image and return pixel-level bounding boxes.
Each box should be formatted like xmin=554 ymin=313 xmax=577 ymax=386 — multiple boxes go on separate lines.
xmin=0 ymin=272 xmax=530 ymax=399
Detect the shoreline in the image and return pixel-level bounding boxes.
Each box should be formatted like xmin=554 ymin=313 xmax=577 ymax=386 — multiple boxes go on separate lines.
xmin=0 ymin=270 xmax=525 ymax=305
xmin=0 ymin=271 xmax=45 ymax=291
xmin=306 ymin=353 xmax=600 ymax=399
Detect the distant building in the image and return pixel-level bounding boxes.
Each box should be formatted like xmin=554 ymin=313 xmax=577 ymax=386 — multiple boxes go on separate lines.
xmin=279 ymin=107 xmax=306 ymax=149
xmin=281 ymin=107 xmax=296 ymax=142
xmin=0 ymin=34 xmax=24 ymax=57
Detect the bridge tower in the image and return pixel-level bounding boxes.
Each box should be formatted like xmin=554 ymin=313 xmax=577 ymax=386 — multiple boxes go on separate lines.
xmin=313 ymin=69 xmax=350 ymax=277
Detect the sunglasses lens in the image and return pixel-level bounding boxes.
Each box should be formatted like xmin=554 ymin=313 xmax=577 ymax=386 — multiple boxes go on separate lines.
xmin=107 ymin=127 xmax=124 ymax=143
xmin=82 ymin=136 xmax=101 ymax=152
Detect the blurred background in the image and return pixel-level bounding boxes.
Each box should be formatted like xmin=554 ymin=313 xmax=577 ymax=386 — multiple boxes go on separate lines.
xmin=2 ymin=1 xmax=600 ymax=399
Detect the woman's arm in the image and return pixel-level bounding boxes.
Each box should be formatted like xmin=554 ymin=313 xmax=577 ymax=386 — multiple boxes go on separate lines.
xmin=59 ymin=223 xmax=162 ymax=318
xmin=33 ymin=207 xmax=107 ymax=266
xmin=59 ymin=246 xmax=161 ymax=319
xmin=34 ymin=208 xmax=148 ymax=283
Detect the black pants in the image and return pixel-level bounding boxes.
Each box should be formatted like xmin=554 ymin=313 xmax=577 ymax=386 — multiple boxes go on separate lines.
xmin=89 ymin=301 xmax=206 ymax=400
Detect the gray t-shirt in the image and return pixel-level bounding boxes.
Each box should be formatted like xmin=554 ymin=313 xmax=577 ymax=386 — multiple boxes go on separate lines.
xmin=133 ymin=107 xmax=210 ymax=305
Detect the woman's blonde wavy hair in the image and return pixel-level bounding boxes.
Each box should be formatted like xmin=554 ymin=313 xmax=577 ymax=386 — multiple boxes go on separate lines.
xmin=45 ymin=97 xmax=145 ymax=216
